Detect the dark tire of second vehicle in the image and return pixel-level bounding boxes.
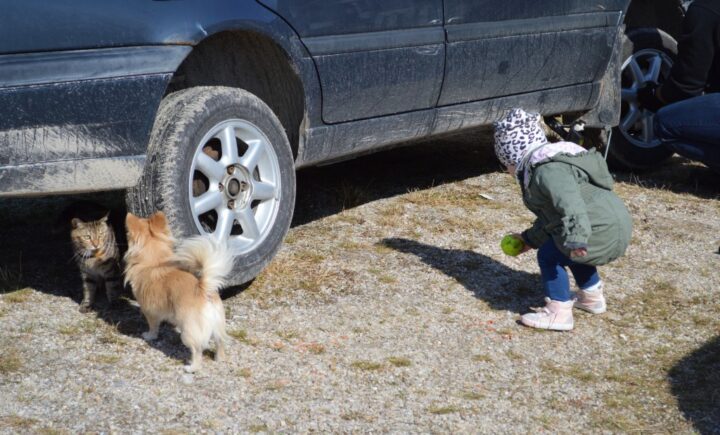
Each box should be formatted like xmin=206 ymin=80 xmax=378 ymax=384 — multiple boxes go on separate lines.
xmin=607 ymin=27 xmax=678 ymax=170
xmin=126 ymin=86 xmax=296 ymax=286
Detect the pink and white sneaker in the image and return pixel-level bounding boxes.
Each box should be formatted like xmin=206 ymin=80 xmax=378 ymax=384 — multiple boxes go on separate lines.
xmin=574 ymin=281 xmax=607 ymax=314
xmin=520 ymin=298 xmax=574 ymax=331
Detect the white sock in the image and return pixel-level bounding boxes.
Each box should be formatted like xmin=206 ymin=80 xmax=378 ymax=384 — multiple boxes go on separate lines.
xmin=581 ymin=280 xmax=603 ymax=292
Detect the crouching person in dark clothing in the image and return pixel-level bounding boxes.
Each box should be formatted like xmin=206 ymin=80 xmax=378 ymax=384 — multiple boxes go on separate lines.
xmin=655 ymin=94 xmax=720 ymax=173
xmin=640 ymin=0 xmax=720 ymax=172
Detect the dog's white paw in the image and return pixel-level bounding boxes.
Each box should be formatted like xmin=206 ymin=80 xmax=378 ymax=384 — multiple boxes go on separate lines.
xmin=142 ymin=331 xmax=158 ymax=341
xmin=183 ymin=364 xmax=199 ymax=373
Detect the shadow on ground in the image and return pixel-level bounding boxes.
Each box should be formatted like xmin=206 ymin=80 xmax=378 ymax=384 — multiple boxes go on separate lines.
xmin=613 ymin=156 xmax=720 ymax=200
xmin=669 ymin=335 xmax=720 ymax=434
xmin=381 ymin=237 xmax=541 ymax=314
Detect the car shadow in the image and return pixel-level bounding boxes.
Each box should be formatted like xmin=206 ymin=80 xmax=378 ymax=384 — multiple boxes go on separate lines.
xmin=613 ymin=156 xmax=720 ymax=200
xmin=668 ymin=335 xmax=720 ymax=434
xmin=380 ymin=237 xmax=542 ymax=314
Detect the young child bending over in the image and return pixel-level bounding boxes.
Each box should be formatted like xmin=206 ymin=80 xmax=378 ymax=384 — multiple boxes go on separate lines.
xmin=493 ymin=108 xmax=632 ymax=331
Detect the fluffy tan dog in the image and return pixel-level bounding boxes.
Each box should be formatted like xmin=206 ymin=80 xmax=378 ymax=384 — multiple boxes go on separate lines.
xmin=124 ymin=212 xmax=232 ymax=372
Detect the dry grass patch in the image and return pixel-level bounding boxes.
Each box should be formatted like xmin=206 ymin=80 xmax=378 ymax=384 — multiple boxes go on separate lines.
xmin=228 ymin=328 xmax=258 ymax=346
xmin=277 ymin=329 xmax=301 ymax=341
xmin=387 ymin=356 xmax=412 ymax=367
xmin=541 ymin=362 xmax=596 ymax=383
xmin=427 ymin=405 xmax=461 ymax=415
xmin=340 ymin=411 xmax=375 ymax=422
xmin=59 ymin=318 xmax=101 ymax=336
xmin=0 ymin=348 xmax=22 ymax=374
xmin=248 ymin=423 xmax=269 ymax=433
xmin=3 ymin=287 xmax=33 ymax=303
xmin=90 ymin=354 xmax=121 ymax=365
xmin=246 ymin=251 xmax=355 ymax=304
xmin=460 ymin=390 xmax=485 ymax=400
xmin=377 ymin=274 xmax=397 ymax=284
xmin=265 ymin=378 xmax=290 ymax=391
xmin=472 ymin=354 xmax=493 ymax=363
xmin=297 ymin=342 xmax=326 ymax=354
xmin=0 ymin=416 xmax=37 ymax=430
xmin=350 ymin=360 xmax=384 ymax=371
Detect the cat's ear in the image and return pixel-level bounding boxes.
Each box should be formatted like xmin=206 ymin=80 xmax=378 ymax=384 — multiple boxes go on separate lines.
xmin=71 ymin=218 xmax=83 ymax=229
xmin=148 ymin=211 xmax=168 ymax=236
xmin=100 ymin=213 xmax=109 ymax=224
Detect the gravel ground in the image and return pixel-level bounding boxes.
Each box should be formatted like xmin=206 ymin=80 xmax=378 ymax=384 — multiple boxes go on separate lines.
xmin=1 ymin=134 xmax=719 ymax=434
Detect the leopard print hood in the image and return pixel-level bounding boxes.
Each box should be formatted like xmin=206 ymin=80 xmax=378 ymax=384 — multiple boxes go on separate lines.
xmin=493 ymin=108 xmax=548 ymax=168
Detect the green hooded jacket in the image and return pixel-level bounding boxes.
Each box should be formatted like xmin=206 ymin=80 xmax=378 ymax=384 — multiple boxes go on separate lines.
xmin=520 ymin=149 xmax=633 ymax=266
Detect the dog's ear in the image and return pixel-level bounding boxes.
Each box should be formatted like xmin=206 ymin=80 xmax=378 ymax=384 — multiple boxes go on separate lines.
xmin=125 ymin=213 xmax=142 ymax=236
xmin=148 ymin=211 xmax=168 ymax=236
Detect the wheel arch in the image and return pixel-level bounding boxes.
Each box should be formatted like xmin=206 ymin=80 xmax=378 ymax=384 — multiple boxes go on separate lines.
xmin=166 ymin=29 xmax=308 ymax=161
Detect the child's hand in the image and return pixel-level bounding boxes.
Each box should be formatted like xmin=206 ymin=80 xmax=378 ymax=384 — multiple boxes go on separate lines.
xmin=570 ymin=248 xmax=588 ymax=258
xmin=511 ymin=233 xmax=534 ymax=254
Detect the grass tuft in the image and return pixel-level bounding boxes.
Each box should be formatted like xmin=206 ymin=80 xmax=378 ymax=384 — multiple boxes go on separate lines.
xmin=3 ymin=288 xmax=33 ymax=303
xmin=387 ymin=356 xmax=412 ymax=367
xmin=428 ymin=405 xmax=461 ymax=415
xmin=0 ymin=348 xmax=22 ymax=374
xmin=350 ymin=360 xmax=384 ymax=371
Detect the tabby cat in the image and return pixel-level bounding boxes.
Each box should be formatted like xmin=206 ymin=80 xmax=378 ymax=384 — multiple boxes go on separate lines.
xmin=70 ymin=212 xmax=122 ymax=312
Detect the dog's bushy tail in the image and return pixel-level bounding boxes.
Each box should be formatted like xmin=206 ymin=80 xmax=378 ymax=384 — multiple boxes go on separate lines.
xmin=172 ymin=236 xmax=233 ymax=293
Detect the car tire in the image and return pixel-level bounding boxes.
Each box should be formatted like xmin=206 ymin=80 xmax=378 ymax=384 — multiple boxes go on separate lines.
xmin=606 ymin=27 xmax=678 ymax=170
xmin=126 ymin=86 xmax=296 ymax=286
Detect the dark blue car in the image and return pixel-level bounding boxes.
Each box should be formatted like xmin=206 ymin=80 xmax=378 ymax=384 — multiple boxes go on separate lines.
xmin=0 ymin=0 xmax=686 ymax=283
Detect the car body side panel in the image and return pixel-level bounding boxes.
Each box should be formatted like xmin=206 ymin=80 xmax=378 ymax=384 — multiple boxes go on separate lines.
xmin=298 ymin=82 xmax=600 ymax=167
xmin=311 ymin=44 xmax=445 ymax=124
xmin=0 ymin=74 xmax=171 ymax=167
xmin=0 ymin=1 xmax=324 ymax=195
xmin=440 ymin=0 xmax=627 ymax=105
xmin=256 ymin=0 xmax=442 ymax=37
xmin=443 ymin=0 xmax=628 ymax=24
xmin=440 ymin=25 xmax=616 ymax=105
xmin=257 ymin=0 xmax=445 ymax=124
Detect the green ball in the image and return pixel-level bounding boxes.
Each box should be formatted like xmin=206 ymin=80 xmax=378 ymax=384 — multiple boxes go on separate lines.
xmin=501 ymin=235 xmax=524 ymax=256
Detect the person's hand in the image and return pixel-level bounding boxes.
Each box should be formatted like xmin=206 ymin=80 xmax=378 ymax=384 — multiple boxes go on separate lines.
xmin=511 ymin=233 xmax=534 ymax=254
xmin=637 ymin=82 xmax=663 ymax=112
xmin=570 ymin=247 xmax=588 ymax=258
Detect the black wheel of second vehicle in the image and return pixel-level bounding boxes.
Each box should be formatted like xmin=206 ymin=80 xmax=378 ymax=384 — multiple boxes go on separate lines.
xmin=607 ymin=27 xmax=678 ymax=170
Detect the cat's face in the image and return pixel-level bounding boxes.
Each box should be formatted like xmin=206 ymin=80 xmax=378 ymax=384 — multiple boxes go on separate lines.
xmin=71 ymin=216 xmax=110 ymax=253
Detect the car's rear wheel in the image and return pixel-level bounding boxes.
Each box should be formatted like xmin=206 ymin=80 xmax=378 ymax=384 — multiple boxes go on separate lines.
xmin=606 ymin=27 xmax=677 ymax=170
xmin=126 ymin=86 xmax=296 ymax=285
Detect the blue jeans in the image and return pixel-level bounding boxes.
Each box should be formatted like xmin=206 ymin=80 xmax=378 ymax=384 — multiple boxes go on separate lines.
xmin=537 ymin=240 xmax=600 ymax=302
xmin=655 ymin=93 xmax=720 ymax=172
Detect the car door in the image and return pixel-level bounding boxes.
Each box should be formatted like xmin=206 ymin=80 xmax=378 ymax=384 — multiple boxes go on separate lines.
xmin=257 ymin=0 xmax=445 ymax=124
xmin=439 ymin=0 xmax=629 ymax=106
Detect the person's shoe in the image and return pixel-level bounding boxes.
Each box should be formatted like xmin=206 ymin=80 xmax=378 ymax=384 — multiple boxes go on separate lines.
xmin=574 ymin=281 xmax=606 ymax=314
xmin=520 ymin=298 xmax=574 ymax=331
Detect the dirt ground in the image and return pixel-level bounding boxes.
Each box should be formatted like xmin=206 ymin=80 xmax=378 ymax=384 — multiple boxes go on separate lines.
xmin=1 ymin=134 xmax=719 ymax=433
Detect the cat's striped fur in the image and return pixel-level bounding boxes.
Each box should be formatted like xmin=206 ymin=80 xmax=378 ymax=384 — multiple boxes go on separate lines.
xmin=71 ymin=214 xmax=122 ymax=312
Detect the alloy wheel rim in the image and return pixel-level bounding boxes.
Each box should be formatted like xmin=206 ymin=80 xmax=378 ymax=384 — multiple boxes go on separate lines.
xmin=188 ymin=119 xmax=281 ymax=255
xmin=619 ymin=48 xmax=673 ymax=149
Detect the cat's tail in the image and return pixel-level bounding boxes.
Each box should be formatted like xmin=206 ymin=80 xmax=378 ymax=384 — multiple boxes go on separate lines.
xmin=171 ymin=236 xmax=233 ymax=293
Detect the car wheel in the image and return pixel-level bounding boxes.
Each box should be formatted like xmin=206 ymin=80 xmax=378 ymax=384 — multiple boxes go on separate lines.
xmin=126 ymin=86 xmax=296 ymax=286
xmin=607 ymin=27 xmax=677 ymax=170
